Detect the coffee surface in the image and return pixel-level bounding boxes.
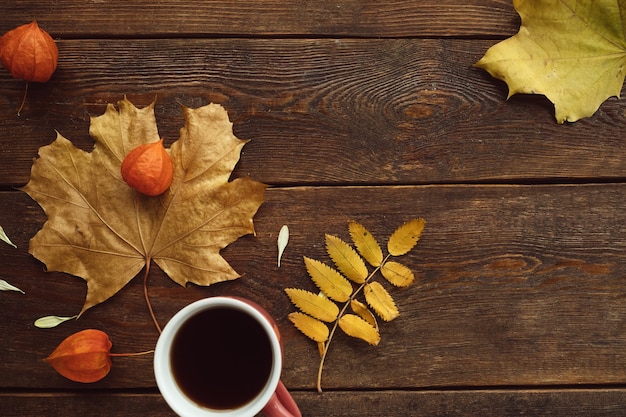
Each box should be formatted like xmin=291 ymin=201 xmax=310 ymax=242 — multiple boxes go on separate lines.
xmin=170 ymin=307 xmax=273 ymax=410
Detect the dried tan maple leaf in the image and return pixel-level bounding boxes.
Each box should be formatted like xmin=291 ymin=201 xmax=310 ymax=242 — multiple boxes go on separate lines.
xmin=22 ymin=98 xmax=266 ymax=316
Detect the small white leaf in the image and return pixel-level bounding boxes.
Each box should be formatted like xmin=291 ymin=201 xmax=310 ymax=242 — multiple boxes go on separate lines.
xmin=0 ymin=226 xmax=16 ymax=248
xmin=277 ymin=225 xmax=289 ymax=267
xmin=34 ymin=315 xmax=78 ymax=329
xmin=0 ymin=279 xmax=24 ymax=294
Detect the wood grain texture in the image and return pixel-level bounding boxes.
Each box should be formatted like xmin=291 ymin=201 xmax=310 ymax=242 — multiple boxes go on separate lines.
xmin=1 ymin=39 xmax=626 ymax=188
xmin=1 ymin=2 xmax=626 ymax=415
xmin=2 ymin=390 xmax=626 ymax=417
xmin=2 ymin=1 xmax=517 ymax=38
xmin=2 ymin=184 xmax=626 ymax=390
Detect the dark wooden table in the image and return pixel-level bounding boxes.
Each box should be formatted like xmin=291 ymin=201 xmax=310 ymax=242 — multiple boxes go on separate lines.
xmin=2 ymin=1 xmax=626 ymax=416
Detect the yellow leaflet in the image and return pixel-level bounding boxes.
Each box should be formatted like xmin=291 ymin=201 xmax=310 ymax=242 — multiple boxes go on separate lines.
xmin=387 ymin=218 xmax=426 ymax=256
xmin=350 ymin=299 xmax=378 ymax=330
xmin=288 ymin=312 xmax=329 ymax=343
xmin=364 ymin=282 xmax=399 ymax=322
xmin=349 ymin=221 xmax=383 ymax=267
xmin=325 ymin=234 xmax=368 ymax=283
xmin=338 ymin=314 xmax=380 ymax=346
xmin=304 ymin=257 xmax=352 ymax=302
xmin=285 ymin=288 xmax=339 ymax=322
xmin=381 ymin=260 xmax=415 ymax=287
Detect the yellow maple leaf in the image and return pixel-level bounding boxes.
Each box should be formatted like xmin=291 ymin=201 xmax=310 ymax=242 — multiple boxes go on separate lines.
xmin=475 ymin=0 xmax=626 ymax=123
xmin=21 ymin=98 xmax=266 ymax=315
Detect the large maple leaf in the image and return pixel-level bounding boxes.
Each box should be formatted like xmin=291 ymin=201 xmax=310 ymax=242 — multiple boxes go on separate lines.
xmin=22 ymin=98 xmax=266 ymax=315
xmin=475 ymin=0 xmax=626 ymax=123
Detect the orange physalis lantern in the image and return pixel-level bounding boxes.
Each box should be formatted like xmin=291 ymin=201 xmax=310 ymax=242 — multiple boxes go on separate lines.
xmin=121 ymin=139 xmax=174 ymax=196
xmin=44 ymin=329 xmax=112 ymax=383
xmin=0 ymin=21 xmax=58 ymax=83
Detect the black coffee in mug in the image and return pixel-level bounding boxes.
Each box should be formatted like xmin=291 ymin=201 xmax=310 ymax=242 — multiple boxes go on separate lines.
xmin=170 ymin=306 xmax=273 ymax=410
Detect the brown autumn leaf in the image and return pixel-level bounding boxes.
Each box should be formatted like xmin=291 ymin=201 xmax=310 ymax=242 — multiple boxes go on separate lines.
xmin=21 ymin=98 xmax=266 ymax=315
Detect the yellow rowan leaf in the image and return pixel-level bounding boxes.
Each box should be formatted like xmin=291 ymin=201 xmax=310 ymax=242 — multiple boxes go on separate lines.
xmin=349 ymin=221 xmax=383 ymax=267
xmin=338 ymin=314 xmax=380 ymax=346
xmin=288 ymin=312 xmax=329 ymax=343
xmin=325 ymin=234 xmax=368 ymax=283
xmin=380 ymin=260 xmax=415 ymax=287
xmin=387 ymin=218 xmax=425 ymax=256
xmin=350 ymin=299 xmax=378 ymax=330
xmin=303 ymin=257 xmax=352 ymax=302
xmin=285 ymin=288 xmax=339 ymax=322
xmin=364 ymin=282 xmax=399 ymax=322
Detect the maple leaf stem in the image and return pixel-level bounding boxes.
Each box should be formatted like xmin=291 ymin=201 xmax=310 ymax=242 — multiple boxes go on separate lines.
xmin=316 ymin=253 xmax=392 ymax=392
xmin=143 ymin=260 xmax=162 ymax=334
xmin=17 ymin=81 xmax=28 ymax=116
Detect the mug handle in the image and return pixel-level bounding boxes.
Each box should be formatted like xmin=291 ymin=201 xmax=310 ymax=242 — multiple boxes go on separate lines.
xmin=262 ymin=380 xmax=302 ymax=417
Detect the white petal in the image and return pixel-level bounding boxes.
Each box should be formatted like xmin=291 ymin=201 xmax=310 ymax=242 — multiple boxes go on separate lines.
xmin=34 ymin=315 xmax=78 ymax=328
xmin=0 ymin=279 xmax=24 ymax=294
xmin=0 ymin=226 xmax=16 ymax=248
xmin=277 ymin=225 xmax=289 ymax=267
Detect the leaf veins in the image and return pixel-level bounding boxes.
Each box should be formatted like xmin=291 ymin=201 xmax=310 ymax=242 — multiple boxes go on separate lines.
xmin=364 ymin=281 xmax=399 ymax=322
xmin=381 ymin=260 xmax=415 ymax=287
xmin=289 ymin=312 xmax=329 ymax=343
xmin=387 ymin=218 xmax=426 ymax=256
xmin=21 ymin=98 xmax=266 ymax=316
xmin=303 ymin=257 xmax=352 ymax=302
xmin=285 ymin=288 xmax=339 ymax=322
xmin=349 ymin=221 xmax=383 ymax=267
xmin=338 ymin=314 xmax=380 ymax=346
xmin=325 ymin=234 xmax=368 ymax=283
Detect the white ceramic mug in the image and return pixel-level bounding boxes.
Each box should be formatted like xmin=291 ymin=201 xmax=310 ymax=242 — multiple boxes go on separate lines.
xmin=154 ymin=297 xmax=301 ymax=417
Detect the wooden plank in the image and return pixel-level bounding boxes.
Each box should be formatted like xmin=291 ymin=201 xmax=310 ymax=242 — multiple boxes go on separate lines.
xmin=1 ymin=39 xmax=625 ymax=188
xmin=2 ymin=183 xmax=626 ymax=389
xmin=1 ymin=1 xmax=518 ymax=38
xmin=2 ymin=389 xmax=626 ymax=417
